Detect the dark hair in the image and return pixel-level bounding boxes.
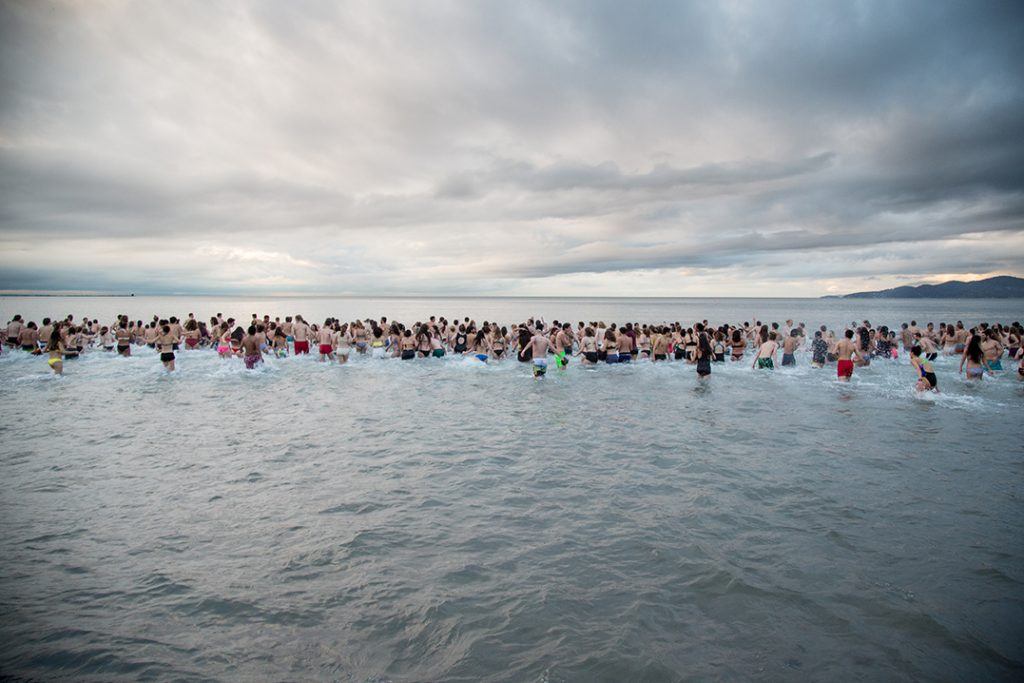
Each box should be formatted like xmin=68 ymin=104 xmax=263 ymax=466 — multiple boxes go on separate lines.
xmin=698 ymin=331 xmax=713 ymax=356
xmin=910 ymin=345 xmax=922 ymax=357
xmin=966 ymin=334 xmax=983 ymax=363
xmin=46 ymin=327 xmax=62 ymax=352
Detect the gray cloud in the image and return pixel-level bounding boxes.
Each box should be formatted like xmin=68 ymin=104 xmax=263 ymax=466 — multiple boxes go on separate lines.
xmin=0 ymin=0 xmax=1022 ymax=295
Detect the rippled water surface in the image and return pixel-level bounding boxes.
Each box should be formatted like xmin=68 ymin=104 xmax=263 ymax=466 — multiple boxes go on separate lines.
xmin=1 ymin=296 xmax=1023 ymax=681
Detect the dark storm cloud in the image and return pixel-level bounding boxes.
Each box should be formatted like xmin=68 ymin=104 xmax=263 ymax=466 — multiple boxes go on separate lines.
xmin=0 ymin=0 xmax=1022 ymax=294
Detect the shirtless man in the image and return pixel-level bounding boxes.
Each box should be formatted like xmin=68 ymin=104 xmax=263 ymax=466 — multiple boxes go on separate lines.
xmin=835 ymin=329 xmax=860 ymax=382
xmin=954 ymin=322 xmax=968 ymax=353
xmin=6 ymin=315 xmax=23 ymax=348
xmin=37 ymin=318 xmax=53 ymax=351
xmin=752 ymin=332 xmax=778 ymax=369
xmin=18 ymin=323 xmax=39 ymax=353
xmin=317 ymin=321 xmax=335 ymax=362
xmin=616 ymin=326 xmax=633 ymax=363
xmin=241 ymin=325 xmax=263 ymax=369
xmin=553 ymin=323 xmax=573 ymax=369
xmin=524 ymin=321 xmax=553 ymax=378
xmin=981 ymin=328 xmax=1004 ymax=372
xmin=781 ymin=330 xmax=799 ymax=366
xmin=292 ymin=316 xmax=311 ymax=354
xmin=900 ymin=323 xmax=914 ymax=353
xmin=168 ymin=317 xmax=184 ymax=350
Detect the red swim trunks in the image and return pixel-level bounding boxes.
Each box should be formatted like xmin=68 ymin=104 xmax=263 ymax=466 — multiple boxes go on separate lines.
xmin=319 ymin=343 xmax=332 ymax=354
xmin=185 ymin=337 xmax=199 ymax=348
xmin=837 ymin=359 xmax=854 ymax=378
xmin=294 ymin=340 xmax=309 ymax=354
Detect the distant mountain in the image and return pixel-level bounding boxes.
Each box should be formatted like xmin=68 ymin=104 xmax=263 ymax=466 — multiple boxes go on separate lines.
xmin=826 ymin=275 xmax=1024 ymax=299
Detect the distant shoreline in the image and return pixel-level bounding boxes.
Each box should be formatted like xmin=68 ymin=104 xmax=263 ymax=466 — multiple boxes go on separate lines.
xmin=1 ymin=293 xmax=1022 ymax=301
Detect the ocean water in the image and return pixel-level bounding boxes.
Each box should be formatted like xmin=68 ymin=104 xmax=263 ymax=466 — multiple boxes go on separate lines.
xmin=0 ymin=296 xmax=1022 ymax=681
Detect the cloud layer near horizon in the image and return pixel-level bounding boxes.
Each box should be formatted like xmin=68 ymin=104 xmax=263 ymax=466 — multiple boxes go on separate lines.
xmin=1 ymin=0 xmax=1022 ymax=296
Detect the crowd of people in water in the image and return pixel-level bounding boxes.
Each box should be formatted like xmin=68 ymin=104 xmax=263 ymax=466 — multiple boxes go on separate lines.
xmin=4 ymin=312 xmax=1023 ymax=390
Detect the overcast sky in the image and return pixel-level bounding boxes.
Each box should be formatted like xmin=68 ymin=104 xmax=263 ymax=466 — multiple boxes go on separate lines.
xmin=1 ymin=0 xmax=1022 ymax=296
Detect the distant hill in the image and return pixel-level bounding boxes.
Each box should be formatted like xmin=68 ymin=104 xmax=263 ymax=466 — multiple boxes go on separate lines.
xmin=826 ymin=275 xmax=1024 ymax=299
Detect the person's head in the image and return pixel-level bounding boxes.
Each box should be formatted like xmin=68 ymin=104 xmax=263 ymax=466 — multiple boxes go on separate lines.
xmin=769 ymin=331 xmax=777 ymax=341
xmin=535 ymin=320 xmax=544 ymax=331
xmin=790 ymin=329 xmax=798 ymax=338
xmin=162 ymin=324 xmax=171 ymax=334
xmin=910 ymin=345 xmax=922 ymax=358
xmin=902 ymin=323 xmax=908 ymax=330
xmin=814 ymin=330 xmax=822 ymax=339
xmin=732 ymin=329 xmax=742 ymax=343
xmin=845 ymin=329 xmax=854 ymax=339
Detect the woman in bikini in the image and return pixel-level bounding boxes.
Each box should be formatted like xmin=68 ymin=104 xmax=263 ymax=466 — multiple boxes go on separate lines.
xmin=909 ymin=345 xmax=938 ymax=392
xmin=941 ymin=324 xmax=959 ymax=355
xmin=464 ymin=330 xmax=490 ymax=362
xmin=399 ymin=329 xmax=418 ymax=360
xmin=604 ymin=328 xmax=619 ymax=364
xmin=730 ymin=329 xmax=746 ymax=361
xmin=578 ymin=327 xmax=598 ymax=365
xmin=45 ymin=326 xmax=64 ymax=375
xmin=157 ymin=324 xmax=176 ymax=372
xmin=116 ymin=321 xmax=133 ymax=356
xmin=183 ymin=319 xmax=201 ymax=350
xmin=959 ymin=333 xmax=986 ymax=380
xmin=637 ymin=326 xmax=651 ymax=359
xmin=490 ymin=326 xmax=506 ymax=359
